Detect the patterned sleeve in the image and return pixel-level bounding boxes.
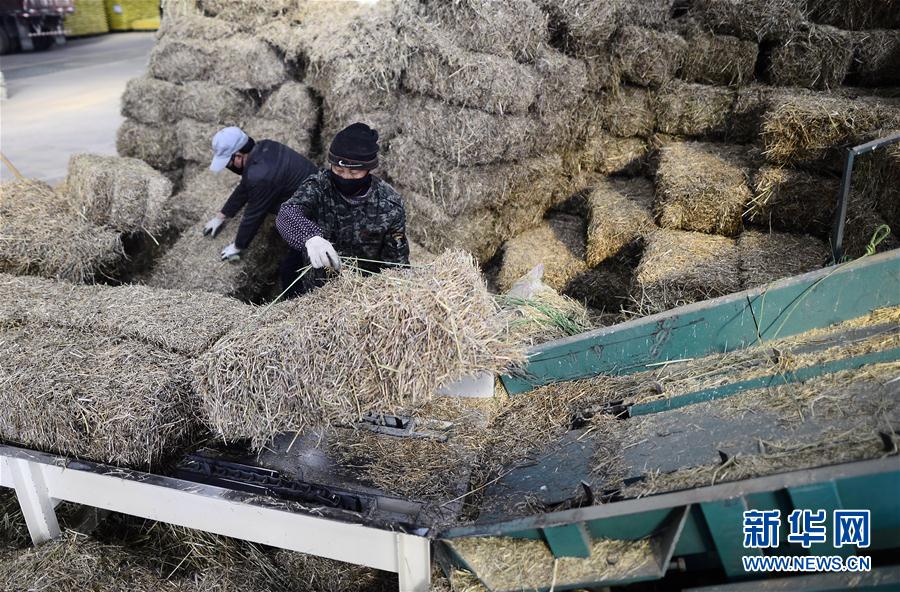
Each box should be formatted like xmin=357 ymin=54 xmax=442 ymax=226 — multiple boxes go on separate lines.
xmin=276 ymin=177 xmax=323 ymax=251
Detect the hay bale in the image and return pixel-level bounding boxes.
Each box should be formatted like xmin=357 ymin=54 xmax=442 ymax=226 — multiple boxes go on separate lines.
xmin=497 ymin=214 xmax=587 ymax=293
xmin=244 ymin=116 xmax=314 ymax=157
xmin=64 ymin=153 xmax=173 ymax=233
xmin=121 ymin=76 xmax=179 ymax=125
xmin=538 ymin=0 xmax=672 ymax=53
xmin=579 ymin=132 xmax=650 ymax=176
xmin=761 ymin=91 xmax=900 ymax=169
xmin=193 ymin=251 xmax=525 ymax=449
xmin=404 ymin=28 xmax=539 ymax=115
xmin=385 ymin=135 xmax=566 ymax=218
xmin=806 ymin=0 xmax=900 ymax=30
xmin=634 ymin=229 xmax=741 ymax=313
xmin=116 ymin=119 xmax=181 ymax=170
xmin=584 ymin=50 xmax=622 ymax=91
xmin=613 ymin=26 xmax=687 ymax=88
xmin=296 ymin=2 xmax=406 ymax=116
xmin=654 ymin=81 xmax=735 ymax=137
xmin=176 ymin=118 xmax=218 ymax=164
xmin=176 ymin=80 xmax=255 ymax=123
xmin=0 ymin=273 xmax=248 ymax=356
xmin=585 ymin=177 xmax=655 ymax=267
xmin=532 ymin=46 xmax=589 ymax=117
xmin=149 ymin=36 xmax=285 ymax=90
xmin=64 ymin=0 xmax=109 ymax=36
xmin=144 ymin=217 xmax=284 ymax=301
xmin=679 ymin=28 xmax=757 ymax=86
xmin=747 ymin=166 xmax=839 ymax=235
xmin=727 ymin=84 xmax=773 ymax=142
xmin=258 ymin=81 xmax=318 ymax=133
xmin=167 ymin=164 xmax=240 ymax=227
xmin=873 ymin=141 xmax=900 ymax=231
xmin=841 ymin=210 xmax=899 ymax=259
xmin=598 ymin=86 xmax=655 ymax=137
xmin=0 ymin=179 xmax=124 ymax=283
xmin=848 ymin=30 xmax=900 ymax=86
xmin=737 ymin=230 xmax=828 ymax=287
xmin=692 ymin=0 xmax=805 ymax=41
xmin=425 ymin=0 xmax=548 ymax=60
xmin=0 ymin=323 xmax=195 ymax=467
xmin=655 ymin=142 xmax=752 ymax=236
xmin=399 ymin=95 xmax=538 ymax=166
xmin=766 ymin=24 xmax=853 ymax=90
xmin=322 ymin=105 xmax=400 ymax=154
xmin=400 ymin=187 xmax=498 ymax=261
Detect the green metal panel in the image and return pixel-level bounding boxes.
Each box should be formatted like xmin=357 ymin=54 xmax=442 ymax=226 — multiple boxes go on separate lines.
xmin=837 ymin=471 xmax=900 ymax=550
xmin=788 ymin=482 xmax=851 ymax=558
xmin=700 ymin=497 xmax=759 ymax=578
xmin=673 ymin=505 xmax=715 ymax=556
xmin=629 ymin=348 xmax=900 ymax=416
xmin=585 ymin=509 xmax=672 ymax=540
xmin=502 ymin=250 xmax=900 ymax=394
xmin=542 ymin=523 xmax=591 ymax=558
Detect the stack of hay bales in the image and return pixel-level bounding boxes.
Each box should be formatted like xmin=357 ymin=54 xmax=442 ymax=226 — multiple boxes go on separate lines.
xmin=104 ymin=0 xmax=160 ymax=31
xmin=0 ymin=273 xmax=251 ymax=468
xmin=65 ymin=0 xmax=109 ymax=37
xmin=115 ymin=0 xmax=900 ymax=315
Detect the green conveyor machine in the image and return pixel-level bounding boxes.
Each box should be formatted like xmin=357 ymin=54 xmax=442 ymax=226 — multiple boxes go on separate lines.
xmin=438 ymin=249 xmax=900 ymax=591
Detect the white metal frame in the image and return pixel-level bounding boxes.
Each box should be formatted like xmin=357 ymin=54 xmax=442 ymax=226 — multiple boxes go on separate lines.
xmin=0 ymin=445 xmax=431 ymax=592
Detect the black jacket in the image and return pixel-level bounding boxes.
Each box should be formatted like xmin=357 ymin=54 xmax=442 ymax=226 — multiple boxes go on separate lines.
xmin=221 ymin=140 xmax=317 ymax=250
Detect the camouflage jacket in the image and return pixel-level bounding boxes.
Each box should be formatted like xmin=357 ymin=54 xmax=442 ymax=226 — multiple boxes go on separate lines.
xmin=276 ymin=171 xmax=410 ymax=272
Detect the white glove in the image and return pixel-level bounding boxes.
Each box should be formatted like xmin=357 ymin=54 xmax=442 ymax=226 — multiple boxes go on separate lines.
xmin=203 ymin=215 xmax=226 ymax=238
xmin=220 ymin=242 xmax=242 ymax=261
xmin=305 ymin=236 xmax=341 ymax=271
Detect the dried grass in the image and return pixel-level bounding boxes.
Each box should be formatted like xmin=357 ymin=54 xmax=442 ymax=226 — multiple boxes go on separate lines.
xmin=273 ymin=549 xmax=394 ymax=592
xmin=565 ymin=251 xmax=639 ymax=312
xmin=747 ymin=166 xmax=839 ymax=236
xmin=767 ymin=24 xmax=853 ymax=90
xmin=692 ymin=0 xmax=805 ymax=41
xmin=404 ymin=26 xmax=539 ymax=115
xmin=117 ymin=119 xmax=181 ymax=171
xmin=679 ymin=26 xmax=757 ymax=86
xmin=497 ymin=214 xmax=587 ymax=293
xmin=149 ymin=34 xmax=285 ymax=90
xmin=424 ymin=0 xmax=548 ymax=61
xmin=64 ymin=153 xmax=173 ymax=234
xmin=654 ymin=141 xmax=752 ymax=236
xmin=258 ymin=81 xmax=318 ymax=133
xmin=613 ymin=26 xmax=687 ymax=88
xmin=585 ymin=177 xmax=655 ymax=267
xmin=501 ymin=276 xmax=593 ymax=346
xmin=144 ymin=217 xmax=283 ymax=301
xmin=166 ymin=164 xmax=239 ymax=228
xmin=122 ymin=76 xmax=180 ymax=125
xmin=0 ymin=179 xmax=124 ymax=283
xmin=761 ymin=90 xmax=900 ymax=168
xmin=193 ymin=251 xmax=526 ymax=449
xmin=399 ymin=95 xmax=538 ymax=167
xmin=579 ymin=131 xmax=650 ymax=176
xmin=176 ymin=118 xmax=218 ymax=164
xmin=447 ymin=535 xmax=655 ymax=591
xmin=244 ymin=116 xmax=314 ymax=157
xmin=322 ymin=105 xmax=400 ymax=153
xmin=0 ymin=324 xmax=196 ymax=468
xmin=0 ymin=273 xmax=248 ymax=356
xmin=727 ymin=84 xmax=774 ymax=143
xmin=176 ymin=81 xmax=255 ymax=123
xmin=538 ymin=0 xmax=671 ymax=54
xmin=806 ymin=0 xmax=900 ymax=30
xmin=532 ymin=46 xmax=589 ymax=118
xmin=737 ymin=230 xmax=829 ymax=288
xmin=653 ymin=81 xmax=735 ymax=138
xmin=633 ymin=228 xmax=741 ymax=313
xmin=848 ymin=29 xmax=900 ymax=87
xmin=598 ymin=86 xmax=655 ymax=138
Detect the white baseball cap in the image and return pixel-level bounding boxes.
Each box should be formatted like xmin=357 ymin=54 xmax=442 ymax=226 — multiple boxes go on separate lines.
xmin=209 ymin=127 xmax=249 ymax=172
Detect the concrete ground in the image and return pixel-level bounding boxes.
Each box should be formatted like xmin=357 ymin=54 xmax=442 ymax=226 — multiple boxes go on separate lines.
xmin=0 ymin=32 xmax=156 ymax=183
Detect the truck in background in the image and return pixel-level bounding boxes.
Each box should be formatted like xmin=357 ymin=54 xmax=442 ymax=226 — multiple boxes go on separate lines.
xmin=0 ymin=0 xmax=74 ymax=54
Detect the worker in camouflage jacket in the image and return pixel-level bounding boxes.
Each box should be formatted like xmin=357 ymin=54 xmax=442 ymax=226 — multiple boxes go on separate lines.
xmin=276 ymin=122 xmax=410 ymax=297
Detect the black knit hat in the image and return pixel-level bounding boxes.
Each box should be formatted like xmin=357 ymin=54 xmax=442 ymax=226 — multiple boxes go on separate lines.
xmin=328 ymin=122 xmax=379 ymax=170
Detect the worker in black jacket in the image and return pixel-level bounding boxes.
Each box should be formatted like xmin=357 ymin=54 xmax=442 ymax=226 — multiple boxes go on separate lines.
xmin=203 ymin=127 xmax=317 ymax=261
xmin=276 ymin=122 xmax=409 ymax=296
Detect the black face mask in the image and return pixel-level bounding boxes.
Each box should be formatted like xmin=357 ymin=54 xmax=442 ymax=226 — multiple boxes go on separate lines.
xmin=330 ymin=170 xmax=371 ymax=197
xmin=225 ymin=161 xmax=244 ymax=175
